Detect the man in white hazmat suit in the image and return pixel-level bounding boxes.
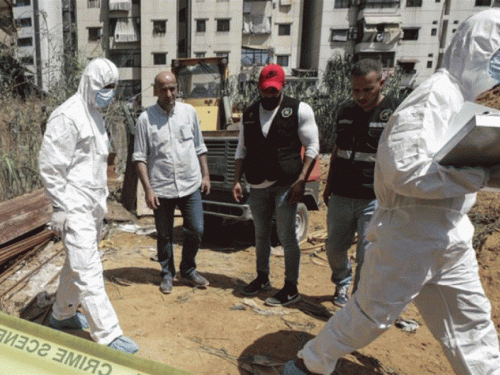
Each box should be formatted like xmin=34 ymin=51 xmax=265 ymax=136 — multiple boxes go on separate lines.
xmin=283 ymin=10 xmax=500 ymax=375
xmin=38 ymin=58 xmax=139 ymax=354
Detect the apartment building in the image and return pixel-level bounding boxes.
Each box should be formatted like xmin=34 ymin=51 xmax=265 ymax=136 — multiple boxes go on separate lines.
xmin=75 ymin=0 xmax=500 ymax=104
xmin=12 ymin=0 xmax=64 ymax=91
xmin=303 ymin=0 xmax=500 ymax=88
xmin=76 ymin=0 xmax=306 ymax=107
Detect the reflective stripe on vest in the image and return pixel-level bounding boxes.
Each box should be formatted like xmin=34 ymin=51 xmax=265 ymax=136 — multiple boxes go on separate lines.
xmin=337 ymin=148 xmax=377 ymax=162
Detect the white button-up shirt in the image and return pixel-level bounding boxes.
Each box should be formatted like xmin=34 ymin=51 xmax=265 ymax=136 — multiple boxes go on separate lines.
xmin=133 ymin=102 xmax=208 ymax=199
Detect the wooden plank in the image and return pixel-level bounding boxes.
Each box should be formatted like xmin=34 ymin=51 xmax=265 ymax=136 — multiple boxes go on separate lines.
xmin=0 ymin=229 xmax=54 ymax=264
xmin=0 ymin=189 xmax=52 ymax=246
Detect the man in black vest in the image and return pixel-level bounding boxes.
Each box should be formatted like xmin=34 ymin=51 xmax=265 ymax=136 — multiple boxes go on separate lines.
xmin=323 ymin=59 xmax=399 ymax=308
xmin=232 ymin=64 xmax=319 ymax=307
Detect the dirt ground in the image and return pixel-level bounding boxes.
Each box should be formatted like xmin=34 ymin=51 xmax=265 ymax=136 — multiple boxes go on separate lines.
xmin=93 ymin=162 xmax=500 ymax=375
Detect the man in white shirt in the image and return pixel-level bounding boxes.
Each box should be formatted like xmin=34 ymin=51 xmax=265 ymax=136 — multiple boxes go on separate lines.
xmin=232 ymin=64 xmax=319 ymax=307
xmin=133 ymin=71 xmax=210 ymax=294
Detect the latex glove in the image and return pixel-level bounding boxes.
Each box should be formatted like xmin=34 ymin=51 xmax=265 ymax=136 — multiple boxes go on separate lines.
xmin=50 ymin=209 xmax=68 ymax=238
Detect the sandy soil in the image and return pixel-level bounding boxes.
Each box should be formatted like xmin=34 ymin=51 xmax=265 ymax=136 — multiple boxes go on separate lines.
xmin=10 ymin=158 xmax=499 ymax=375
xmin=94 ymin=169 xmax=500 ymax=374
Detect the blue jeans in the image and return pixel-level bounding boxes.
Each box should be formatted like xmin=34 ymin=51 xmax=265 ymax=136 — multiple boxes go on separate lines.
xmin=154 ymin=190 xmax=204 ymax=279
xmin=249 ymin=183 xmax=301 ymax=285
xmin=326 ymin=194 xmax=377 ymax=293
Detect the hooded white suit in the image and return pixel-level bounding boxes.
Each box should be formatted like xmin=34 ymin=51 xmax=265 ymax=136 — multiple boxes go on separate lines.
xmin=298 ymin=10 xmax=500 ymax=375
xmin=39 ymin=58 xmax=123 ymax=344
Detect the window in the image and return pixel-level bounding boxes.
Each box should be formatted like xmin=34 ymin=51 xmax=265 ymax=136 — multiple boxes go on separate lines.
xmin=194 ymin=52 xmax=206 ymax=58
xmin=17 ymin=37 xmax=32 ymax=47
xmin=364 ymin=0 xmax=400 ymax=8
xmin=215 ymin=51 xmax=229 ymax=61
xmin=330 ymin=29 xmax=349 ymax=42
xmin=475 ymin=0 xmax=491 ymax=5
xmin=17 ymin=17 xmax=32 ymax=28
xmin=278 ymin=24 xmax=291 ymax=36
xmin=20 ymin=56 xmax=34 ymax=65
xmin=88 ymin=0 xmax=100 ymax=8
xmin=88 ymin=27 xmax=101 ymax=41
xmin=428 ymin=53 xmax=433 ymax=57
xmin=431 ymin=28 xmax=437 ymax=36
xmin=406 ymin=0 xmax=422 ymax=6
xmin=276 ymin=55 xmax=289 ymax=67
xmin=153 ymin=53 xmax=167 ymax=65
xmin=398 ymin=62 xmax=416 ymax=74
xmin=402 ymin=28 xmax=419 ymax=40
xmin=109 ymin=50 xmax=141 ymax=67
xmin=335 ymin=0 xmax=350 ymax=8
xmin=153 ymin=20 xmax=166 ymax=35
xmin=217 ymin=19 xmax=230 ymax=32
xmin=196 ymin=19 xmax=206 ymax=32
xmin=427 ymin=61 xmax=433 ymax=68
xmin=241 ymin=47 xmax=272 ymax=66
xmin=14 ymin=0 xmax=31 ymax=6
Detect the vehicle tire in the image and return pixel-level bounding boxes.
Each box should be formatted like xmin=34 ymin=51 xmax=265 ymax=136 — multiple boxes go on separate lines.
xmin=295 ymin=203 xmax=309 ymax=243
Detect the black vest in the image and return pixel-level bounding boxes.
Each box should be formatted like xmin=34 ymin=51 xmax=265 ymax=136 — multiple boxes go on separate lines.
xmin=243 ymin=96 xmax=302 ymax=185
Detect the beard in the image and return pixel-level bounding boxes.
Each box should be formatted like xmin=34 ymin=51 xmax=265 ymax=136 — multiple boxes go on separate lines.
xmin=261 ymin=95 xmax=282 ymax=110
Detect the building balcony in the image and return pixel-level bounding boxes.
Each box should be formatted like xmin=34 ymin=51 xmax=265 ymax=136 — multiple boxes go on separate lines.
xmin=358 ymin=0 xmax=400 ymax=10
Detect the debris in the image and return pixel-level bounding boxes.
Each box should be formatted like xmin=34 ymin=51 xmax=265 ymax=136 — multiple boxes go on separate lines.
xmin=0 ymin=229 xmax=54 ymax=265
xmin=241 ymin=298 xmax=295 ymax=316
xmin=0 ymin=189 xmax=51 ymax=246
xmin=230 ymin=303 xmax=247 ymax=311
xmin=99 ymin=239 xmax=114 ymax=250
xmin=395 ymin=318 xmax=419 ymax=333
xmin=281 ymin=317 xmax=316 ymax=331
xmin=298 ymin=298 xmax=333 ymax=320
xmin=310 ymin=250 xmax=328 ymax=267
xmin=271 ymin=246 xmax=284 ymax=257
xmin=36 ymin=291 xmax=55 ymax=308
xmin=116 ymin=223 xmax=157 ymax=236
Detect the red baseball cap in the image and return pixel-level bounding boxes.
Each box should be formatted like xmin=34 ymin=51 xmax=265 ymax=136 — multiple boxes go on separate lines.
xmin=259 ymin=64 xmax=285 ymax=92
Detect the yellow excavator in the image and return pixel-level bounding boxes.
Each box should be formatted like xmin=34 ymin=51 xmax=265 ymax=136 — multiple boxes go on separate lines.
xmin=171 ymin=57 xmax=234 ymax=131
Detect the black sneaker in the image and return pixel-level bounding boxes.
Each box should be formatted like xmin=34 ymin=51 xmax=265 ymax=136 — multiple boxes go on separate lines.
xmin=264 ymin=281 xmax=300 ymax=307
xmin=242 ymin=276 xmax=271 ymax=296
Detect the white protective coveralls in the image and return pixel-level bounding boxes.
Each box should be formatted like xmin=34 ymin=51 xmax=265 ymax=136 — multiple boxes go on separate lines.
xmin=298 ymin=10 xmax=500 ymax=375
xmin=38 ymin=58 xmax=123 ymax=345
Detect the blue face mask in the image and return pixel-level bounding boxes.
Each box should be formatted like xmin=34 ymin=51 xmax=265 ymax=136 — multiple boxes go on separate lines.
xmin=95 ymin=88 xmax=115 ymax=108
xmin=488 ymin=49 xmax=500 ymax=85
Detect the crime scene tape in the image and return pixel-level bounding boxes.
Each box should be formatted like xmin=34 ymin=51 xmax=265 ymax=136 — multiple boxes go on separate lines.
xmin=0 ymin=311 xmax=194 ymax=375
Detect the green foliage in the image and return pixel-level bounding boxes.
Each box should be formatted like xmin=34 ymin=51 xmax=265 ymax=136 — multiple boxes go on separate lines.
xmin=46 ymin=54 xmax=87 ymax=110
xmin=0 ymin=93 xmax=45 ymax=201
xmin=0 ymin=48 xmax=87 ymax=202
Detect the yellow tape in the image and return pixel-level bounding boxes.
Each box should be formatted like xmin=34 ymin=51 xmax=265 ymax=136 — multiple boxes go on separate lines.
xmin=0 ymin=312 xmax=193 ymax=375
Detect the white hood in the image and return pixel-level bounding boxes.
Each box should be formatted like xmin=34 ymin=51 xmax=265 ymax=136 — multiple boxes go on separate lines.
xmin=441 ymin=10 xmax=500 ymax=102
xmin=77 ymin=58 xmax=119 ymax=108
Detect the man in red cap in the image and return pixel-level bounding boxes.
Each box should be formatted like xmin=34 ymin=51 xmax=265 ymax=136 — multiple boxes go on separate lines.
xmin=232 ymin=64 xmax=319 ymax=306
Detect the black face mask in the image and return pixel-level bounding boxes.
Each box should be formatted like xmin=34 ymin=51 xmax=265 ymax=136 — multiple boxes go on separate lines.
xmin=261 ymin=95 xmax=282 ymax=110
